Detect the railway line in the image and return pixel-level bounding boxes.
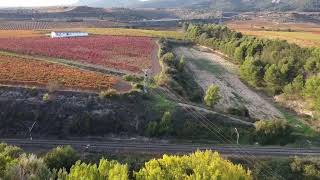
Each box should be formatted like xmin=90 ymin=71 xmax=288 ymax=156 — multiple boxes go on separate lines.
xmin=2 ymin=139 xmax=320 ymax=157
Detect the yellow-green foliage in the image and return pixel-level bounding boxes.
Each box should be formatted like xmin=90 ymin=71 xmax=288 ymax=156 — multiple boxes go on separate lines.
xmin=134 ymin=150 xmax=252 ymax=180
xmin=58 ymin=159 xmax=128 ymax=180
xmin=99 ymin=89 xmax=117 ymax=99
xmin=204 ymin=84 xmax=221 ymax=107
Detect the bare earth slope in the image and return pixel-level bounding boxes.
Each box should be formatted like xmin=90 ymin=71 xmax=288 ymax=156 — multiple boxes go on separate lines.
xmin=174 ymin=46 xmax=283 ymax=120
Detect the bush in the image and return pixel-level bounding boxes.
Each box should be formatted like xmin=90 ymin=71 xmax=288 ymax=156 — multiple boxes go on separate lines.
xmin=227 ymin=106 xmax=250 ymax=117
xmin=123 ymin=75 xmax=143 ymax=83
xmin=5 ymin=154 xmax=54 ymax=179
xmin=145 ymin=121 xmax=158 ymax=137
xmin=43 ymin=93 xmax=52 ymax=102
xmin=283 ymin=75 xmax=304 ymax=99
xmin=204 ymin=84 xmax=221 ymax=107
xmin=99 ymin=89 xmax=117 ymax=99
xmin=254 ymin=119 xmax=293 ymax=145
xmin=158 ymin=111 xmax=173 ymax=136
xmin=58 ymin=159 xmax=128 ymax=180
xmin=161 ymin=52 xmax=175 ymax=65
xmin=44 ymin=146 xmax=79 ymax=170
xmin=134 ymin=151 xmax=252 ymax=179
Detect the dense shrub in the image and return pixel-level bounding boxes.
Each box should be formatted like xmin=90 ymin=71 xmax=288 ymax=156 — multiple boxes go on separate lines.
xmin=99 ymin=89 xmax=117 ymax=99
xmin=135 ymin=151 xmax=252 ymax=180
xmin=254 ymin=119 xmax=293 ymax=145
xmin=57 ymin=159 xmax=128 ymax=180
xmin=44 ymin=146 xmax=79 ymax=170
xmin=204 ymin=84 xmax=221 ymax=107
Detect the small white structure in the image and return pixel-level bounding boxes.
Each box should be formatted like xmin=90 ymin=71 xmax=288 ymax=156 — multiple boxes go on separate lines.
xmin=50 ymin=31 xmax=89 ymax=38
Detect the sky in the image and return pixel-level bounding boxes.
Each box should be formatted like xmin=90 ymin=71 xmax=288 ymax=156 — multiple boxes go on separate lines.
xmin=0 ymin=0 xmax=79 ymax=7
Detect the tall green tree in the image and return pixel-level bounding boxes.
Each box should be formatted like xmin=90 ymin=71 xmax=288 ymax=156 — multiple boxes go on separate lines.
xmin=240 ymin=57 xmax=264 ymax=87
xmin=264 ymin=64 xmax=284 ymax=94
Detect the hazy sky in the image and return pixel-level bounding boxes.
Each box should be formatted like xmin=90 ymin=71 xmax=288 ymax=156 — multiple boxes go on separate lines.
xmin=0 ymin=0 xmax=79 ymax=7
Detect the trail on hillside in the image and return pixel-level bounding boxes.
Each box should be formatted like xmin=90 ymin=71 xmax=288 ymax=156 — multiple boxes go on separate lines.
xmin=174 ymin=46 xmax=283 ymax=120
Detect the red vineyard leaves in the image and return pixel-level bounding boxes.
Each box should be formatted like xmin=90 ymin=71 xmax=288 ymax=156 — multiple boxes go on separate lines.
xmin=0 ymin=55 xmax=118 ymax=91
xmin=0 ymin=36 xmax=155 ymax=73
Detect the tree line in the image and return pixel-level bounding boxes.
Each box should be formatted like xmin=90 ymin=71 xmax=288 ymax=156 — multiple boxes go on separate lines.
xmin=0 ymin=143 xmax=251 ymax=180
xmin=1 ymin=143 xmax=319 ymax=179
xmin=185 ymin=24 xmax=320 ymax=116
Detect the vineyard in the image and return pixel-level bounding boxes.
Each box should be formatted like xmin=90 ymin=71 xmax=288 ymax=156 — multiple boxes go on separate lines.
xmin=0 ymin=55 xmax=119 ymax=91
xmin=49 ymin=28 xmax=185 ymax=39
xmin=0 ymin=36 xmax=155 ymax=73
xmin=0 ymin=21 xmax=124 ymax=30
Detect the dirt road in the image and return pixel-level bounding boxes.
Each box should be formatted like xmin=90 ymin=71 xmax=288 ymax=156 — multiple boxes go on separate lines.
xmin=174 ymin=46 xmax=283 ymax=120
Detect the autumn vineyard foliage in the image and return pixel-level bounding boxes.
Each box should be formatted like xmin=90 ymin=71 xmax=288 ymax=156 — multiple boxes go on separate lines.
xmin=0 ymin=36 xmax=155 ymax=73
xmin=0 ymin=55 xmax=118 ymax=91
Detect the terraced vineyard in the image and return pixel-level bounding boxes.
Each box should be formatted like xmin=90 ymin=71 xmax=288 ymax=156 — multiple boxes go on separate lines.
xmin=0 ymin=55 xmax=120 ymax=91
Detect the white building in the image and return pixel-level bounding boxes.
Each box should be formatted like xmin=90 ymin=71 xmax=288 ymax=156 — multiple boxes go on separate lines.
xmin=50 ymin=31 xmax=89 ymax=38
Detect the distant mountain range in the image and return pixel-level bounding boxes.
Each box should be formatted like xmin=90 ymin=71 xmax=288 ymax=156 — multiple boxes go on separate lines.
xmin=76 ymin=0 xmax=320 ymax=12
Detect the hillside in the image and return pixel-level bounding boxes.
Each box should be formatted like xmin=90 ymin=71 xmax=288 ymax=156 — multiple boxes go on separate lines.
xmin=138 ymin=0 xmax=320 ymax=12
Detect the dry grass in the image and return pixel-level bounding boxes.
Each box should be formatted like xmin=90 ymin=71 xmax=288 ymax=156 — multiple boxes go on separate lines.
xmin=240 ymin=30 xmax=320 ymax=47
xmin=227 ymin=20 xmax=320 ymax=47
xmin=47 ymin=28 xmax=185 ymax=39
xmin=0 ymin=30 xmax=43 ymax=38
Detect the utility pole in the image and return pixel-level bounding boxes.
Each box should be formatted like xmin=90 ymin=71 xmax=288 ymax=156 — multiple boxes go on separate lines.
xmin=143 ymin=69 xmax=149 ymax=93
xmin=234 ymin=128 xmax=239 ymax=145
xmin=28 ymin=121 xmax=37 ymax=141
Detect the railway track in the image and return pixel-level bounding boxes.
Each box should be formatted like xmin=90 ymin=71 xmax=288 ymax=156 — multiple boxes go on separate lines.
xmin=2 ymin=139 xmax=320 ymax=157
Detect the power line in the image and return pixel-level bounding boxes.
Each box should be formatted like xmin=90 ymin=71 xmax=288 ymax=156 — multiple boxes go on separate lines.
xmin=149 ymin=87 xmax=285 ymax=180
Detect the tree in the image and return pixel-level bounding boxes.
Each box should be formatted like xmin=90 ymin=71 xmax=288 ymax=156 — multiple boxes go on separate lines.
xmin=0 ymin=144 xmax=23 ymax=177
xmin=4 ymin=154 xmax=54 ymax=180
xmin=264 ymin=64 xmax=284 ymax=94
xmin=283 ymin=75 xmax=304 ymax=99
xmin=182 ymin=22 xmax=189 ymax=32
xmin=291 ymin=157 xmax=320 ymax=180
xmin=158 ymin=111 xmax=173 ymax=136
xmin=134 ymin=150 xmax=252 ymax=180
xmin=58 ymin=159 xmax=128 ymax=180
xmin=304 ymin=57 xmax=320 ymax=75
xmin=234 ymin=44 xmax=247 ymax=63
xmin=145 ymin=121 xmax=158 ymax=137
xmin=44 ymin=146 xmax=79 ymax=170
xmin=204 ymin=84 xmax=221 ymax=107
xmin=240 ymin=57 xmax=264 ymax=87
xmin=254 ymin=119 xmax=293 ymax=145
xmin=303 ymin=76 xmax=320 ymax=99
xmin=186 ymin=25 xmax=202 ymax=40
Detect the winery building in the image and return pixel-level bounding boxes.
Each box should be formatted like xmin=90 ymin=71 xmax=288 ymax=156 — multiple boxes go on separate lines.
xmin=50 ymin=31 xmax=89 ymax=38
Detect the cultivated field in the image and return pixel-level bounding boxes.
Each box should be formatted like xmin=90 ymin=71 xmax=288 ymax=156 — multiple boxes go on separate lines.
xmin=49 ymin=28 xmax=185 ymax=39
xmin=174 ymin=46 xmax=283 ymax=120
xmin=0 ymin=21 xmax=125 ymax=30
xmin=0 ymin=55 xmax=122 ymax=91
xmin=0 ymin=30 xmax=43 ymax=38
xmin=227 ymin=20 xmax=320 ymax=47
xmin=0 ymin=36 xmax=155 ymax=73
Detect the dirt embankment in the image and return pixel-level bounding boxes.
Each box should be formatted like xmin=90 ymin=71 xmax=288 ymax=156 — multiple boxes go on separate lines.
xmin=174 ymin=46 xmax=283 ymax=120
